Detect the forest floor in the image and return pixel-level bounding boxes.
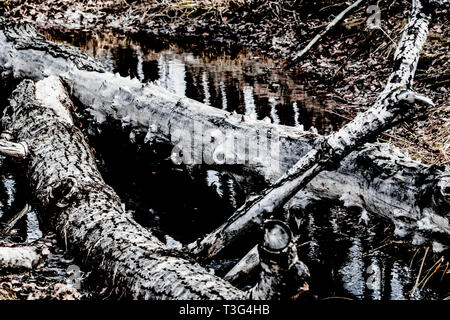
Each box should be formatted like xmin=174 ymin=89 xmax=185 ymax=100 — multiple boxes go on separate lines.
xmin=0 ymin=0 xmax=449 ymax=300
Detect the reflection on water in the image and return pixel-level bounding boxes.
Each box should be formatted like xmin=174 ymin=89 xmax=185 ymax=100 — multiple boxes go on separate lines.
xmin=26 ymin=210 xmax=43 ymax=243
xmin=340 ymin=238 xmax=365 ymax=298
xmin=42 ymin=29 xmax=348 ymax=134
xmin=0 ymin=156 xmax=43 ymax=244
xmin=297 ymin=206 xmax=444 ymax=300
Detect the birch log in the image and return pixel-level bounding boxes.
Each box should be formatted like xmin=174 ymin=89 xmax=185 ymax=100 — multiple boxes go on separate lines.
xmin=3 ymin=76 xmax=245 ymax=299
xmin=0 ymin=246 xmax=40 ymax=270
xmin=1 ymin=75 xmax=310 ymax=300
xmin=188 ymin=0 xmax=448 ymax=260
xmin=0 ymin=17 xmax=448 ymax=248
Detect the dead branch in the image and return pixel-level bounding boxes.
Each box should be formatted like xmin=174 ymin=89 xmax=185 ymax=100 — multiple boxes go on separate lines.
xmin=293 ymin=0 xmax=364 ymax=61
xmin=188 ymin=0 xmax=443 ymax=261
xmin=1 ymin=75 xmax=309 ymax=300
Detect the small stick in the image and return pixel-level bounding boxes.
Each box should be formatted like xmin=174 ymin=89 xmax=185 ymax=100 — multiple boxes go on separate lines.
xmin=0 ymin=139 xmax=28 ymax=158
xmin=410 ymin=246 xmax=429 ymax=295
xmin=1 ymin=204 xmax=30 ymax=233
xmin=293 ymin=0 xmax=364 ymax=61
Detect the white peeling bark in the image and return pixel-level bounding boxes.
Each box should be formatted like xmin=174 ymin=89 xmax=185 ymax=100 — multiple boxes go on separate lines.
xmin=188 ymin=0 xmax=443 ymax=260
xmin=0 ymin=246 xmax=39 ymax=270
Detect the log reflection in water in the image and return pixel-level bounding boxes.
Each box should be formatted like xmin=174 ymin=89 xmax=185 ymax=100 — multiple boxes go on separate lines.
xmin=42 ymin=29 xmax=348 ymax=134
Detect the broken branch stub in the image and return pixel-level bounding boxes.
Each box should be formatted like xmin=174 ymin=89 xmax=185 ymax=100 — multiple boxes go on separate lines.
xmin=248 ymin=220 xmax=310 ymax=300
xmin=2 ymin=76 xmax=245 ymax=299
xmin=0 ymin=139 xmax=28 ymax=158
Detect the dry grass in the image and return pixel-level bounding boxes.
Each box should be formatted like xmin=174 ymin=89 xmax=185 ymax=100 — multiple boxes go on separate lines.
xmin=409 ymin=247 xmax=449 ymax=297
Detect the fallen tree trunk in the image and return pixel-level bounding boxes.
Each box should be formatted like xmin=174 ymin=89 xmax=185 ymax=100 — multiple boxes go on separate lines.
xmin=3 ymin=76 xmax=245 ymax=299
xmin=188 ymin=0 xmax=448 ymax=260
xmin=0 ymin=246 xmax=39 ymax=271
xmin=0 ymin=17 xmax=448 ymax=247
xmin=1 ymin=75 xmax=309 ymax=299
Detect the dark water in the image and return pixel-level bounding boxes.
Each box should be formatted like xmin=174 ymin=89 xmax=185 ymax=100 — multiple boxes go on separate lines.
xmin=0 ymin=156 xmax=42 ymax=243
xmin=0 ymin=29 xmax=447 ymax=300
xmin=42 ymin=29 xmax=348 ymax=135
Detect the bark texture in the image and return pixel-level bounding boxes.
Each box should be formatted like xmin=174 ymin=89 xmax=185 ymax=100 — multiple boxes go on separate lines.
xmin=0 ymin=16 xmax=448 ymax=253
xmin=187 ymin=0 xmax=446 ymax=260
xmin=2 ymin=76 xmax=246 ymax=299
xmin=247 ymin=220 xmax=309 ymax=300
xmin=2 ymin=76 xmax=310 ymax=300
